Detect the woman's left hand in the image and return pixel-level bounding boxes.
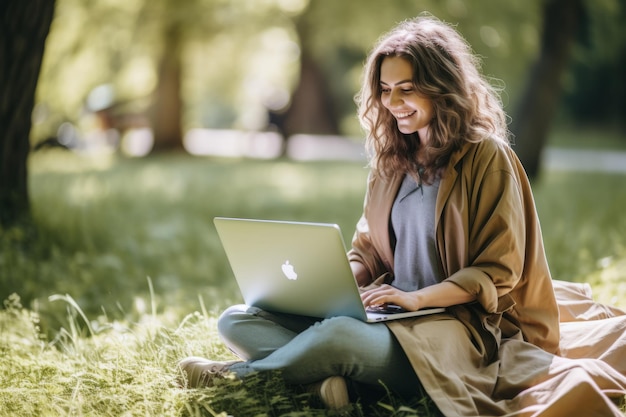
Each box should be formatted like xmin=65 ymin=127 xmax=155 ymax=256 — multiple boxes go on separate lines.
xmin=360 ymin=284 xmax=421 ymax=311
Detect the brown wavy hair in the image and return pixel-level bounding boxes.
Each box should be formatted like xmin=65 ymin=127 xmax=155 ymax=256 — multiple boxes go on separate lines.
xmin=356 ymin=15 xmax=509 ymax=182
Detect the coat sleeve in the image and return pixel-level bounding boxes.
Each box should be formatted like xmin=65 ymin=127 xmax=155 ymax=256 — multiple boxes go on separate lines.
xmin=347 ymin=175 xmax=390 ymax=286
xmin=443 ymin=145 xmax=527 ymax=314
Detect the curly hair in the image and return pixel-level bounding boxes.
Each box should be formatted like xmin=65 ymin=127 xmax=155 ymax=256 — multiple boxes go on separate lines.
xmin=356 ymin=15 xmax=509 ymax=182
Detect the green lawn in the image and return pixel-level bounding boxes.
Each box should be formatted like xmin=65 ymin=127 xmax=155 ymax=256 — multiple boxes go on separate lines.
xmin=547 ymin=125 xmax=626 ymax=151
xmin=1 ymin=148 xmax=625 ymax=416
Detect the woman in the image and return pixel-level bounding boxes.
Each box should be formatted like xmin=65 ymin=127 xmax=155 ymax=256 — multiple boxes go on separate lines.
xmin=180 ymin=15 xmax=626 ymax=414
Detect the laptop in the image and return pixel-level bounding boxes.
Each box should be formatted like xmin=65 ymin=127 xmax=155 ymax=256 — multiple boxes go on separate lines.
xmin=213 ymin=217 xmax=445 ymax=322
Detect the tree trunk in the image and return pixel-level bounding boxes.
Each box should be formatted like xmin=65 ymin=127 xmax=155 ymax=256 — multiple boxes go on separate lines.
xmin=281 ymin=50 xmax=340 ymax=139
xmin=0 ymin=0 xmax=56 ymax=227
xmin=510 ymin=0 xmax=583 ymax=180
xmin=149 ymin=25 xmax=185 ymax=153
xmin=278 ymin=12 xmax=340 ymax=152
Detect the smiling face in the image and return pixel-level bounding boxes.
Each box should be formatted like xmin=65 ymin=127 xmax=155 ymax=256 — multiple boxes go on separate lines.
xmin=379 ymin=55 xmax=434 ymax=142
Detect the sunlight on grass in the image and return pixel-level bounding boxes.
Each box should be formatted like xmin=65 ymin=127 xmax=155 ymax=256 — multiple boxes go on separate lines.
xmin=534 ymin=170 xmax=626 ymax=290
xmin=547 ymin=126 xmax=626 ymax=151
xmin=66 ymin=175 xmax=112 ymax=206
xmin=135 ymin=163 xmax=188 ymax=202
xmin=269 ymin=162 xmax=313 ymax=201
xmin=30 ymin=149 xmax=116 ymax=174
xmin=586 ymin=258 xmax=626 ymax=307
xmin=0 ymin=293 xmax=231 ymax=416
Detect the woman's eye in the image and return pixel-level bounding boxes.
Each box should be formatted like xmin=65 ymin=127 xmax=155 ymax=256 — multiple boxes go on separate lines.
xmin=381 ymin=88 xmax=390 ymax=94
xmin=402 ymin=88 xmax=414 ymax=94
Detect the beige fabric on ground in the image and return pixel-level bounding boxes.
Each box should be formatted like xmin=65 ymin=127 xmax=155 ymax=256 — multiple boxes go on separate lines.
xmin=554 ymin=280 xmax=626 ymax=322
xmin=388 ymin=281 xmax=626 ymax=416
xmin=555 ymin=280 xmax=626 ymax=375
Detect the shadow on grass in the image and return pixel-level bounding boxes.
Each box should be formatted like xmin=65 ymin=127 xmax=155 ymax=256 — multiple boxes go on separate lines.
xmin=182 ymin=370 xmax=443 ymax=417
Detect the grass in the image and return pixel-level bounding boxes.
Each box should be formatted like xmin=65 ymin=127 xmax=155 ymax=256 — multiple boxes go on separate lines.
xmin=1 ymin=146 xmax=626 ymax=416
xmin=547 ymin=125 xmax=626 ymax=151
xmin=7 ymin=151 xmax=370 ymax=328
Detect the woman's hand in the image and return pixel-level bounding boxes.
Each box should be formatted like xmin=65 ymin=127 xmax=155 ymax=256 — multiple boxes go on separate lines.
xmin=360 ymin=284 xmax=422 ymax=311
xmin=360 ymin=281 xmax=476 ymax=311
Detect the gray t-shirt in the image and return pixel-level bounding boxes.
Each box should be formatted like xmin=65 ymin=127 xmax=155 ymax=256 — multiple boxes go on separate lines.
xmin=390 ymin=173 xmax=445 ymax=291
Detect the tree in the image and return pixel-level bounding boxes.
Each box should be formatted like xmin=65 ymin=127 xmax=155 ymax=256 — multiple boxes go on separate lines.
xmin=0 ymin=0 xmax=56 ymax=227
xmin=279 ymin=16 xmax=340 ymax=140
xmin=510 ymin=0 xmax=584 ymax=180
xmin=149 ymin=20 xmax=185 ymax=152
xmin=561 ymin=0 xmax=626 ymax=132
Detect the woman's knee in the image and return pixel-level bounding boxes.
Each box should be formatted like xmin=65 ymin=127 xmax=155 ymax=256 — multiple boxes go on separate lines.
xmin=217 ymin=304 xmax=254 ymax=337
xmin=309 ymin=316 xmax=370 ymax=352
xmin=219 ymin=304 xmax=252 ymax=320
xmin=319 ymin=316 xmax=370 ymax=336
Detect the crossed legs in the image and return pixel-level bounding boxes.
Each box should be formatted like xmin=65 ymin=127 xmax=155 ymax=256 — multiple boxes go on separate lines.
xmin=217 ymin=304 xmax=422 ymax=398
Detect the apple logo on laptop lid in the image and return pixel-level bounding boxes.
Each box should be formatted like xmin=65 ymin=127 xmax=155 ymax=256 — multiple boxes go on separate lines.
xmin=281 ymin=261 xmax=298 ymax=280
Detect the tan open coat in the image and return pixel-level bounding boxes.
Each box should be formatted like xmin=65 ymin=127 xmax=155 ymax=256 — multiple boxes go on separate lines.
xmin=348 ymin=138 xmax=626 ymax=416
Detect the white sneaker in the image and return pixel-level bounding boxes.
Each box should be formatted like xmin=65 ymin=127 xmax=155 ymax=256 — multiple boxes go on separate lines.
xmin=177 ymin=356 xmax=241 ymax=388
xmin=311 ymin=376 xmax=350 ymax=409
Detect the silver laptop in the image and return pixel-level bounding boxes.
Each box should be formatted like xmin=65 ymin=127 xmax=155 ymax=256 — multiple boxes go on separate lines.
xmin=213 ymin=217 xmax=445 ymax=322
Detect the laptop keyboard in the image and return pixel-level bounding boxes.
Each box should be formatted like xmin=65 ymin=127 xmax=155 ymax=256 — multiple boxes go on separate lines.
xmin=366 ymin=304 xmax=407 ymax=314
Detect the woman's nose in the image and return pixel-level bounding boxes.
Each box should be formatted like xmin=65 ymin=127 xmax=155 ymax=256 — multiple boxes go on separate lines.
xmin=389 ymin=89 xmax=402 ymax=107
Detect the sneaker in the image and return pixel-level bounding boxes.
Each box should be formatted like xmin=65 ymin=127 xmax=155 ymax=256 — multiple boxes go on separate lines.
xmin=310 ymin=376 xmax=350 ymax=409
xmin=178 ymin=356 xmax=241 ymax=388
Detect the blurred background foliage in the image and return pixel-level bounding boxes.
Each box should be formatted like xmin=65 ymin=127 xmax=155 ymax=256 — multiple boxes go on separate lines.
xmin=31 ymin=0 xmax=625 ymax=154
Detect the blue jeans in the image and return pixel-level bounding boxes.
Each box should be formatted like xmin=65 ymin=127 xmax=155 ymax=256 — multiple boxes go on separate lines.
xmin=217 ymin=304 xmax=422 ymax=397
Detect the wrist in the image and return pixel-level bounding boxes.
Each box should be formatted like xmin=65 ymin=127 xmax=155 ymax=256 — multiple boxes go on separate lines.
xmin=410 ymin=291 xmax=426 ymax=311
